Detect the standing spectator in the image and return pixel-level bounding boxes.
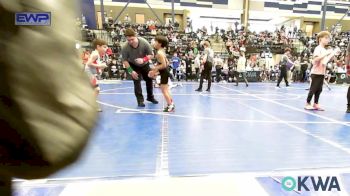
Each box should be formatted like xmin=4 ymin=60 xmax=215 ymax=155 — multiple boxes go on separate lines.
xmin=193 ymin=45 xmax=199 ymax=56
xmin=194 ymin=54 xmax=201 ymax=80
xmin=124 ymin=14 xmax=131 ymax=23
xmin=184 ymin=55 xmax=193 ymax=81
xmin=293 ymin=57 xmax=301 ymax=82
xmin=214 ymin=55 xmax=224 ymax=82
xmin=171 ymin=53 xmax=181 ymax=80
xmin=235 ymin=51 xmax=249 ymax=87
xmin=286 ymin=55 xmax=295 ymax=84
xmin=293 ymin=26 xmax=298 ymax=37
xmin=300 ymin=58 xmax=309 ymax=82
xmin=178 ymin=58 xmax=186 ymax=81
xmin=202 ymin=26 xmax=208 ymax=35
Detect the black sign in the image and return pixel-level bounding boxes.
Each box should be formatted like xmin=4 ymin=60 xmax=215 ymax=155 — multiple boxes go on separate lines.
xmin=246 ymin=44 xmax=287 ymax=54
xmin=336 ymin=73 xmax=350 ymax=84
xmin=238 ymin=71 xmax=261 ymax=82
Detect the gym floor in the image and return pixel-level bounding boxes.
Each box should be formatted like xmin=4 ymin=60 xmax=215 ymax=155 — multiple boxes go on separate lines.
xmin=14 ymin=81 xmax=350 ymax=196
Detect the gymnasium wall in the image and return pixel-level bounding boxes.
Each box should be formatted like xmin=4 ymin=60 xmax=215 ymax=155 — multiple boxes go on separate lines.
xmin=263 ymin=0 xmax=350 ymax=17
xmin=300 ymin=17 xmax=350 ymax=32
xmin=95 ymin=5 xmax=188 ymax=29
xmin=91 ymin=0 xmax=350 ymax=33
xmin=94 ymin=0 xmax=242 ymax=10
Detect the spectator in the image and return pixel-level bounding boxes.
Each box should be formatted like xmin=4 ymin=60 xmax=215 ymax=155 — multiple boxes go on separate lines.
xmin=236 ymin=51 xmax=249 ymax=87
xmin=171 ymin=53 xmax=181 ymax=80
xmin=214 ymin=55 xmax=224 ymax=82
xmin=194 ymin=54 xmax=201 ymax=80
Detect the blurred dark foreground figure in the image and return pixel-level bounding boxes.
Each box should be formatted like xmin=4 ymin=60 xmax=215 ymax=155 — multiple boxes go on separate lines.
xmin=0 ymin=1 xmax=98 ymax=195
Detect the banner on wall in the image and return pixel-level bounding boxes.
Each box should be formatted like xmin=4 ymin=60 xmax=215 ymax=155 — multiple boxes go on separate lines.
xmin=81 ymin=0 xmax=97 ymax=29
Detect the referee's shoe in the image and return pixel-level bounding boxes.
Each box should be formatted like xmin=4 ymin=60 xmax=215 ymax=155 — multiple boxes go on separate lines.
xmin=147 ymin=97 xmax=159 ymax=104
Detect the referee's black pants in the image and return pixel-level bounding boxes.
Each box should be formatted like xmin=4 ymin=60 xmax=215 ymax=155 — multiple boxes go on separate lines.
xmin=129 ymin=63 xmax=154 ymax=103
xmin=277 ymin=69 xmax=289 ymax=87
xmin=198 ymin=62 xmax=213 ymax=90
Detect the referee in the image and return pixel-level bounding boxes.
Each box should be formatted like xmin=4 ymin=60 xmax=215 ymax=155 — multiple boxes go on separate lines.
xmin=121 ymin=28 xmax=158 ymax=107
xmin=276 ymin=48 xmax=294 ymax=88
xmin=195 ymin=41 xmax=213 ymax=92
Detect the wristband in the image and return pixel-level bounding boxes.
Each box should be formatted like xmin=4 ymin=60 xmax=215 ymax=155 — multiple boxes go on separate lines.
xmin=143 ymin=56 xmax=150 ymax=63
xmin=127 ymin=66 xmax=133 ymax=74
